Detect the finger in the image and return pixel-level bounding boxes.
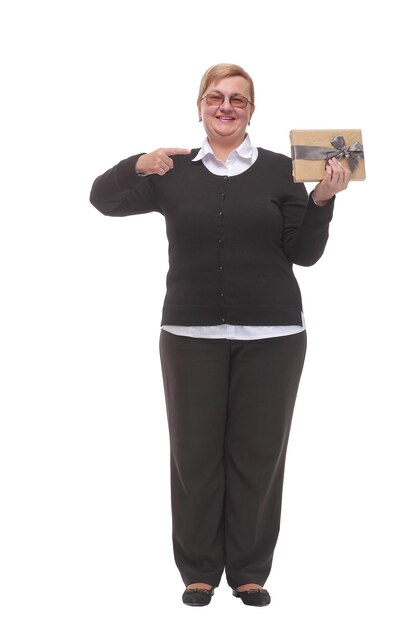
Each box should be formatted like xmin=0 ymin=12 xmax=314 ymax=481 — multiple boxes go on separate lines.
xmin=341 ymin=165 xmax=351 ymax=186
xmin=334 ymin=165 xmax=343 ymax=185
xmin=158 ymin=148 xmax=191 ymax=173
xmin=160 ymin=155 xmax=174 ymax=170
xmin=335 ymin=159 xmax=350 ymax=177
xmin=322 ymin=162 xmax=332 ymax=183
xmin=329 ymin=158 xmax=343 ymax=183
xmin=336 ymin=161 xmax=351 ymax=187
xmin=165 ymin=148 xmax=191 ymax=156
xmin=158 ymin=160 xmax=171 ymax=175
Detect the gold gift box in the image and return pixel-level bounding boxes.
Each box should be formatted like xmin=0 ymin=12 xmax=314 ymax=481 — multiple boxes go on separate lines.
xmin=289 ymin=129 xmax=366 ymax=182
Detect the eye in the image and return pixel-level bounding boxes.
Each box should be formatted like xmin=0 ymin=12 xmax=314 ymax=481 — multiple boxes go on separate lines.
xmin=230 ymin=96 xmax=246 ymax=108
xmin=206 ymin=94 xmax=223 ymax=105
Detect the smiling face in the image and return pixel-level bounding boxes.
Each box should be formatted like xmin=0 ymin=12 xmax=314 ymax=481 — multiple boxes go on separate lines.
xmin=199 ymin=76 xmax=255 ymax=148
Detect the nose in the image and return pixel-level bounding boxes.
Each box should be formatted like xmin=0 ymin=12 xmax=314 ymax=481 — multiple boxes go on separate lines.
xmin=219 ymin=96 xmax=233 ymax=111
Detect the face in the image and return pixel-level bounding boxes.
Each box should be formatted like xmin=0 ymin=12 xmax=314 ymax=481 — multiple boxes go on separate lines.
xmin=199 ymin=76 xmax=254 ymax=145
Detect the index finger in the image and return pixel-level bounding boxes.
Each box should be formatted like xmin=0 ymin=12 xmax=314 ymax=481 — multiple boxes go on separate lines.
xmin=165 ymin=148 xmax=191 ymax=155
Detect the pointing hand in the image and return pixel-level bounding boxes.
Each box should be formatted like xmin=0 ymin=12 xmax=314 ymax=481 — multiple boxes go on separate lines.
xmin=135 ymin=148 xmax=191 ymax=176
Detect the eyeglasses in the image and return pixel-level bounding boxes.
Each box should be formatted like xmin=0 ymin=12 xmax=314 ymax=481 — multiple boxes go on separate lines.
xmin=201 ymin=93 xmax=253 ymax=109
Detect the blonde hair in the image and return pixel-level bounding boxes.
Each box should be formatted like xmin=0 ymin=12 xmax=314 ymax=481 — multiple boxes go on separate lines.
xmin=197 ymin=63 xmax=255 ymax=108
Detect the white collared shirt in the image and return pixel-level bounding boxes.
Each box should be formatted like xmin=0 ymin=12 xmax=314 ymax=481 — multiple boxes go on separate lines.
xmin=191 ymin=134 xmax=257 ymax=175
xmin=161 ymin=135 xmax=305 ymax=340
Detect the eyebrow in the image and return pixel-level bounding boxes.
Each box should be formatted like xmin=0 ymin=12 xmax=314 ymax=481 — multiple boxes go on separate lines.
xmin=209 ymin=89 xmax=247 ymax=97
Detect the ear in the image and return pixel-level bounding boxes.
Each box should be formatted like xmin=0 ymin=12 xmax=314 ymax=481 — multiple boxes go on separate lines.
xmin=248 ymin=104 xmax=255 ymax=126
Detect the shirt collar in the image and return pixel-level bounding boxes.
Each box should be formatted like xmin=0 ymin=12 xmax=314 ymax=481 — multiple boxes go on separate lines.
xmin=192 ymin=134 xmax=254 ymax=162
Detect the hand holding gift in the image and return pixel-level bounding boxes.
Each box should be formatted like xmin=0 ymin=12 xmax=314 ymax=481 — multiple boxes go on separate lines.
xmin=312 ymin=157 xmax=351 ymax=206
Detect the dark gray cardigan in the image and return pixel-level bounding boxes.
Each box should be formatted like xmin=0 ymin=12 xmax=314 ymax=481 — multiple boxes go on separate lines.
xmin=90 ymin=148 xmax=334 ymax=326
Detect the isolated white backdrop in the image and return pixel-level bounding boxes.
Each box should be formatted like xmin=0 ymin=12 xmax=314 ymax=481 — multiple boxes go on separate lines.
xmin=1 ymin=1 xmax=416 ymax=624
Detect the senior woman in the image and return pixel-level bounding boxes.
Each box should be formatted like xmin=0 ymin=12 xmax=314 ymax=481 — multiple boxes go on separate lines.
xmin=90 ymin=63 xmax=350 ymax=607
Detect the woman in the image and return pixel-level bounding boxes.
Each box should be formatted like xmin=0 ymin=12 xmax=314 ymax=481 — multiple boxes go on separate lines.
xmin=90 ymin=63 xmax=350 ymax=607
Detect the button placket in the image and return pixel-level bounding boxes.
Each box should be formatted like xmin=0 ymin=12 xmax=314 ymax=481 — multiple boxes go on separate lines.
xmin=217 ymin=176 xmax=228 ymax=324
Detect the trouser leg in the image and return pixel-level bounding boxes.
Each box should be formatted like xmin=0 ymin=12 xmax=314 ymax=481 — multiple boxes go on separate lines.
xmin=224 ymin=331 xmax=307 ymax=589
xmin=159 ymin=330 xmax=230 ymax=587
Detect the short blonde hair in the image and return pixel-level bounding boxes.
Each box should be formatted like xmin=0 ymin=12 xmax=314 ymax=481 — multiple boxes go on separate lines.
xmin=197 ymin=63 xmax=255 ymax=107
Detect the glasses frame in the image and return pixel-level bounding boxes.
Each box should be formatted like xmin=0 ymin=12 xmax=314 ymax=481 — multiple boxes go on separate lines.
xmin=201 ymin=93 xmax=253 ymax=109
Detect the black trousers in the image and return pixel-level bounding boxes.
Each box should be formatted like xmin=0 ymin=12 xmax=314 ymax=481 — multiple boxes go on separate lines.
xmin=159 ymin=328 xmax=307 ymax=589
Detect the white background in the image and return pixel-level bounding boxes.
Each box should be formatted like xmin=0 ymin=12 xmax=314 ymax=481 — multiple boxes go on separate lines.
xmin=1 ymin=1 xmax=416 ymax=624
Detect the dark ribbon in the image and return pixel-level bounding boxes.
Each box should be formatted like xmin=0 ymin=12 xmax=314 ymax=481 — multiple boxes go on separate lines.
xmin=291 ymin=135 xmax=364 ymax=172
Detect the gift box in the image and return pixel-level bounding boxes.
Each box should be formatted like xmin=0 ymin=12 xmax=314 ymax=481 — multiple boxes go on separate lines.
xmin=289 ymin=129 xmax=366 ymax=182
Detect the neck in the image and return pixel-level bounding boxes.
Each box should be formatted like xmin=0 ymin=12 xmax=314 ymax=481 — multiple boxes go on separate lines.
xmin=208 ymin=134 xmax=246 ymax=163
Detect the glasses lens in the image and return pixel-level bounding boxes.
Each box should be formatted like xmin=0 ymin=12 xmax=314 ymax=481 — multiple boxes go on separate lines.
xmin=205 ymin=94 xmax=223 ymax=106
xmin=230 ymin=96 xmax=247 ymax=108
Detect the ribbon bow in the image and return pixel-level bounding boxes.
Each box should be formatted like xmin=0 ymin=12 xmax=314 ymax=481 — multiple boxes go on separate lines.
xmin=328 ymin=135 xmax=364 ymax=172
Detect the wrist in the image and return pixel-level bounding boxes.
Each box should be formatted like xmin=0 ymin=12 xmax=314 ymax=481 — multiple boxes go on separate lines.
xmin=312 ymin=191 xmax=331 ymax=207
xmin=135 ymin=153 xmax=147 ymax=175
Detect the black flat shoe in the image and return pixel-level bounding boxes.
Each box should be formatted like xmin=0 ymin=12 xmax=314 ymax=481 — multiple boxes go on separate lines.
xmin=182 ymin=586 xmax=214 ymax=606
xmin=232 ymin=587 xmax=271 ymax=606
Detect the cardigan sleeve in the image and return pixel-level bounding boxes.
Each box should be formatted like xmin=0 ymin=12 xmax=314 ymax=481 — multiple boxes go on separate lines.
xmin=282 ymin=191 xmax=334 ymax=266
xmin=89 ymin=154 xmax=161 ymax=217
xmin=277 ymin=155 xmax=335 ymax=266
